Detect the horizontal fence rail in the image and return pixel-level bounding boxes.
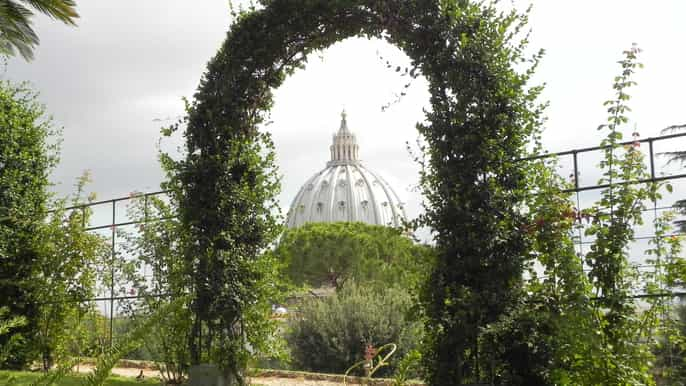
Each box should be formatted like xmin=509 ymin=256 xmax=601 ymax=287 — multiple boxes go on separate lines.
xmin=48 ymin=131 xmax=686 ymax=347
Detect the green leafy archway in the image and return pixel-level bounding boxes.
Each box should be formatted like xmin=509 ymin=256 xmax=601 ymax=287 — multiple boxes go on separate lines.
xmin=172 ymin=1 xmax=542 ymax=384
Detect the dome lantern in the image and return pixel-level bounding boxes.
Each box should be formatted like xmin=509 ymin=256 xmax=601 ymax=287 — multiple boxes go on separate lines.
xmin=328 ymin=110 xmax=360 ymax=166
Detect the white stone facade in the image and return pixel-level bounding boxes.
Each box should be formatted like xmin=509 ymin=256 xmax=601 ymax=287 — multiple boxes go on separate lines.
xmin=286 ymin=112 xmax=407 ymax=228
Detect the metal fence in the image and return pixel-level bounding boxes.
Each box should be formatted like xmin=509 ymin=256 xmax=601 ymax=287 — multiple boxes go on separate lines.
xmin=56 ymin=131 xmax=686 ymax=348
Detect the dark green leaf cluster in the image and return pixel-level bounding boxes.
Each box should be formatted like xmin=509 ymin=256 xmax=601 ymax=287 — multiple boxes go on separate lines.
xmin=413 ymin=3 xmax=545 ymax=384
xmin=0 ymin=80 xmax=58 ymax=368
xmin=0 ymin=80 xmax=105 ymax=371
xmin=274 ymin=222 xmax=432 ymax=290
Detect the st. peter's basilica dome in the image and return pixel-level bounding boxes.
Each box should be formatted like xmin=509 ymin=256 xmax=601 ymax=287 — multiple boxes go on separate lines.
xmin=286 ymin=111 xmax=407 ymax=229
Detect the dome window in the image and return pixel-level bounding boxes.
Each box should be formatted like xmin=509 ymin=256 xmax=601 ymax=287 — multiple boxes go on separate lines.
xmin=306 ymin=183 xmax=314 ymax=191
xmin=321 ymin=181 xmax=329 ymax=189
xmin=338 ymin=180 xmax=347 ymax=188
xmin=355 ymin=179 xmax=365 ymax=187
xmin=361 ymin=200 xmax=369 ymax=210
xmin=298 ymin=204 xmax=305 ymax=212
xmin=316 ymin=202 xmax=324 ymax=213
xmin=381 ymin=201 xmax=388 ymax=207
xmin=338 ymin=201 xmax=346 ymax=211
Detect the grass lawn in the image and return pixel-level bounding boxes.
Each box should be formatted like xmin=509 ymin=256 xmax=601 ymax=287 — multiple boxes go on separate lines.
xmin=0 ymin=370 xmax=159 ymax=385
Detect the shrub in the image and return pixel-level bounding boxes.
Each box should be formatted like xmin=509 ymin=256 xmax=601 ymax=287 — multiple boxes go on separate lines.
xmin=286 ymin=282 xmax=422 ymax=377
xmin=0 ymin=80 xmax=58 ymax=368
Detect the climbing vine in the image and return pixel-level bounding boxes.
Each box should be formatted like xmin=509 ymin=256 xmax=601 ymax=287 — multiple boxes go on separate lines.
xmin=173 ymin=1 xmax=543 ymax=384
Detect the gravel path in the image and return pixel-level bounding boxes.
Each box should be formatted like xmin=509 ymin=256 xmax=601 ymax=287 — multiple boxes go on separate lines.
xmin=76 ymin=365 xmax=347 ymax=386
xmin=253 ymin=376 xmax=345 ymax=386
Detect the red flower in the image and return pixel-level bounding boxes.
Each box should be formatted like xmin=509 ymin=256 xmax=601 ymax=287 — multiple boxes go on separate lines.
xmin=364 ymin=344 xmax=377 ymax=361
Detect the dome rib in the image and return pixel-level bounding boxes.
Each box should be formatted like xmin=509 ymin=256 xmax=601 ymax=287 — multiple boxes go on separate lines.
xmin=354 ymin=164 xmax=381 ymax=225
xmin=365 ymin=168 xmax=406 ymax=226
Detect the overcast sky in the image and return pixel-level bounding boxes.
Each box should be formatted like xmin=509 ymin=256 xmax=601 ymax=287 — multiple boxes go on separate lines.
xmin=5 ymin=1 xmax=686 ymax=230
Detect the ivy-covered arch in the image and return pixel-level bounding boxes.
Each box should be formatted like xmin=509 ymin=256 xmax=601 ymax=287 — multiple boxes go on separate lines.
xmin=173 ymin=1 xmax=542 ymax=384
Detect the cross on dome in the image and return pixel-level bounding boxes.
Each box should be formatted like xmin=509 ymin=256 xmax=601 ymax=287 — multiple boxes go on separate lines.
xmin=339 ymin=109 xmax=349 ymax=133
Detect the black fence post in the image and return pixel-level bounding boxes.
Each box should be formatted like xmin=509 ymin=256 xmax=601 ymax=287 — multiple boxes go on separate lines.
xmin=110 ymin=199 xmax=115 ymax=348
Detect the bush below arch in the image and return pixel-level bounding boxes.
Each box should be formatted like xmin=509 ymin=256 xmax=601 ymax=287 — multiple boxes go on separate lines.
xmin=173 ymin=1 xmax=542 ymax=384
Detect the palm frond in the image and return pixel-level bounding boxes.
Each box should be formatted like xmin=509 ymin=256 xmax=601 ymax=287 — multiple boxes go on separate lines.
xmin=673 ymin=199 xmax=686 ymax=233
xmin=658 ymin=124 xmax=686 ymax=165
xmin=660 ymin=151 xmax=686 ymax=165
xmin=661 ymin=123 xmax=686 ymax=134
xmin=0 ymin=0 xmax=78 ymax=60
xmin=0 ymin=0 xmax=37 ymax=59
xmin=20 ymin=0 xmax=77 ymax=25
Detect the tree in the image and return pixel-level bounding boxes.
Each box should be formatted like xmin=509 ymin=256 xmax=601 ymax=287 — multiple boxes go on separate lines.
xmin=479 ymin=151 xmax=592 ymax=385
xmin=274 ymin=222 xmax=432 ymax=290
xmin=32 ymin=172 xmax=107 ymax=371
xmin=415 ymin=4 xmax=544 ymax=384
xmin=0 ymin=80 xmax=104 ymax=370
xmin=479 ymin=45 xmax=686 ymax=385
xmin=119 ymin=193 xmax=192 ymax=384
xmin=0 ymin=79 xmax=58 ymax=368
xmin=0 ymin=0 xmax=78 ymax=60
xmin=580 ymin=45 xmax=658 ymax=384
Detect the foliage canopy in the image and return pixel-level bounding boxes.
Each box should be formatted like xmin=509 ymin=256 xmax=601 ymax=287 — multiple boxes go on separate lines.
xmin=0 ymin=80 xmax=58 ymax=367
xmin=0 ymin=80 xmax=105 ymax=370
xmin=275 ymin=222 xmax=431 ymax=289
